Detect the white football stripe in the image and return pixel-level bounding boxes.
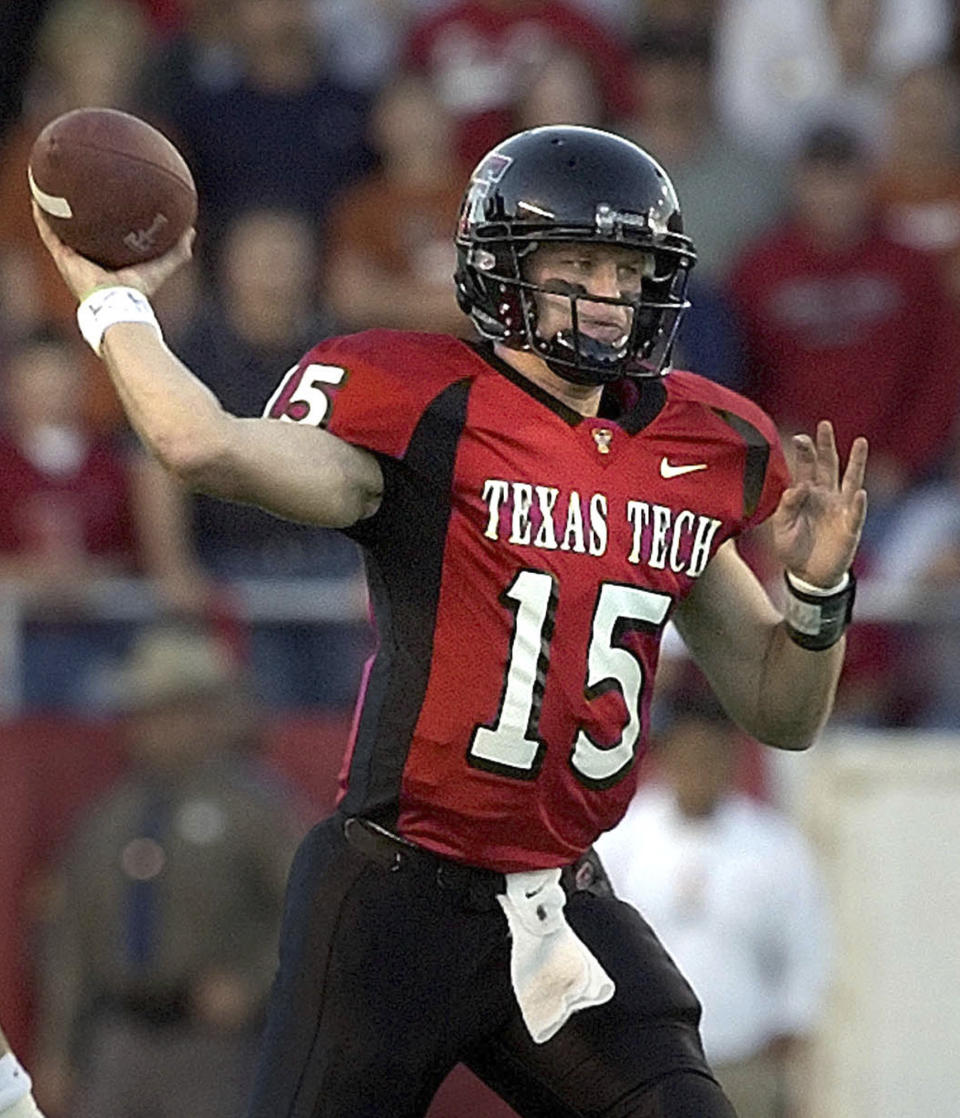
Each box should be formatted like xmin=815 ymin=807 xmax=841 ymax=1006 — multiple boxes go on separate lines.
xmin=28 ymin=168 xmax=73 ymax=219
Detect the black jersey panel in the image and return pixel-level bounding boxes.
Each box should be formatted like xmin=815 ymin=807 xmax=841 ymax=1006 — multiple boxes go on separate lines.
xmin=340 ymin=378 xmax=472 ymax=820
xmin=710 ymin=408 xmax=771 ymax=520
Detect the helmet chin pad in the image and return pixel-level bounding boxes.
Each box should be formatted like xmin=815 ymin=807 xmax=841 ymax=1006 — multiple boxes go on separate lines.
xmin=537 ymin=328 xmax=628 ymax=386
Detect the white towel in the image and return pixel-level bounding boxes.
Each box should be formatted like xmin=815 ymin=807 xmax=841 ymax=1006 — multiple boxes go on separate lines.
xmin=0 ymin=1054 xmax=32 ymax=1111
xmin=497 ymin=868 xmax=615 ymax=1044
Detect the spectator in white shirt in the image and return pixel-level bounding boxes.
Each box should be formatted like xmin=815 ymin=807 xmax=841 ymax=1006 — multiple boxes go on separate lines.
xmin=714 ymin=0 xmax=952 ymax=158
xmin=595 ymin=693 xmax=831 ymax=1118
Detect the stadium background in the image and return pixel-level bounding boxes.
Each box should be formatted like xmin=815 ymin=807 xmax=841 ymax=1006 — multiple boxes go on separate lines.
xmin=1 ymin=1 xmax=959 ymax=1114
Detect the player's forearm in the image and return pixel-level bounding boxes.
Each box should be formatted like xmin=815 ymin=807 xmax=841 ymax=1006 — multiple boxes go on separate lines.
xmin=100 ymin=322 xmax=233 ymax=480
xmin=752 ymin=622 xmax=844 ymax=750
xmin=98 ymin=323 xmax=382 ymax=527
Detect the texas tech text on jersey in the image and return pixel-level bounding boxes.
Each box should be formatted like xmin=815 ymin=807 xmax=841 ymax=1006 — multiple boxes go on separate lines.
xmin=480 ymin=477 xmax=723 ymax=576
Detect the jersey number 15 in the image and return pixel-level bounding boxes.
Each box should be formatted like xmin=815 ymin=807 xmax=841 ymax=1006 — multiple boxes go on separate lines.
xmin=469 ymin=570 xmax=671 ymax=790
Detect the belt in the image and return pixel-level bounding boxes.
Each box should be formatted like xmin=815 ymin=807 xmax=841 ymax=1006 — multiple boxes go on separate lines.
xmin=342 ymin=816 xmax=609 ymax=912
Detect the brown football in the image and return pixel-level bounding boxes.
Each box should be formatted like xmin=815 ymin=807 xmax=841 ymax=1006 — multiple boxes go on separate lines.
xmin=28 ymin=107 xmax=197 ymax=269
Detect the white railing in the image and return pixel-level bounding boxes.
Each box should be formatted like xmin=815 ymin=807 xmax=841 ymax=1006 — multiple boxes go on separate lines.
xmin=0 ymin=574 xmax=369 ymax=713
xmin=0 ymin=574 xmax=951 ymax=713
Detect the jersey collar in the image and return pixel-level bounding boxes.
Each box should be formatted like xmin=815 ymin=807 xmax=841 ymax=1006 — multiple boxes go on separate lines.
xmin=467 ymin=340 xmax=666 ymax=435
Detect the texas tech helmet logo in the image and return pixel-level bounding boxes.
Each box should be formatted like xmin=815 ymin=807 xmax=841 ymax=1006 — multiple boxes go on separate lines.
xmin=460 ymin=153 xmax=514 ymax=233
xmin=471 ymin=153 xmax=513 ymax=190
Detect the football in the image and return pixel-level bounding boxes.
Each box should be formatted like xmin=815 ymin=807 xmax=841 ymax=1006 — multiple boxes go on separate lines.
xmin=28 ymin=107 xmax=197 ymax=269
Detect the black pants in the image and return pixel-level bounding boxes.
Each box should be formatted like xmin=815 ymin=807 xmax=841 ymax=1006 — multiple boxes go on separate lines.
xmin=247 ymin=814 xmax=736 ymax=1118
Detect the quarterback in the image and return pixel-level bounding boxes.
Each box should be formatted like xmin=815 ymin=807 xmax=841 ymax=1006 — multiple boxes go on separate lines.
xmin=34 ymin=126 xmax=866 ymax=1117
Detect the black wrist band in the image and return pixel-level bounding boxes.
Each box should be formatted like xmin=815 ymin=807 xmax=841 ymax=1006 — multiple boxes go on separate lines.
xmin=783 ymin=570 xmax=856 ymax=651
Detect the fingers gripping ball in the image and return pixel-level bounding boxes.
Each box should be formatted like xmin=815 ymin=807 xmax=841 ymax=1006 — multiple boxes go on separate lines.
xmin=28 ymin=107 xmax=197 ymax=269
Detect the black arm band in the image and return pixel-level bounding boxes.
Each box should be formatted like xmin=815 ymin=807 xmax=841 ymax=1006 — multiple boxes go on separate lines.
xmin=783 ymin=570 xmax=856 ymax=651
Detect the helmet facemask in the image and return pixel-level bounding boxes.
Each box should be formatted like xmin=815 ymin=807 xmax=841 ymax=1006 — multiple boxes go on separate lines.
xmin=462 ymin=235 xmax=693 ymax=386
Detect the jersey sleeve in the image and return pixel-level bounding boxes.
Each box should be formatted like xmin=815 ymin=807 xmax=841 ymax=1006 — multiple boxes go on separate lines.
xmin=262 ymin=329 xmax=472 ymax=544
xmin=262 ymin=330 xmax=439 ymax=458
xmin=669 ymin=369 xmax=790 ymax=533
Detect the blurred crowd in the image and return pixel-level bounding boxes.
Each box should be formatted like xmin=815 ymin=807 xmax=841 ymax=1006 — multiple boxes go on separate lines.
xmin=1 ymin=1 xmax=960 ymax=1114
xmin=0 ymin=0 xmax=958 ymax=725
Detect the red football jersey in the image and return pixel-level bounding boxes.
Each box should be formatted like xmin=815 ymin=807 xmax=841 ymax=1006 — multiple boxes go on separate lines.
xmin=265 ymin=331 xmax=789 ymax=871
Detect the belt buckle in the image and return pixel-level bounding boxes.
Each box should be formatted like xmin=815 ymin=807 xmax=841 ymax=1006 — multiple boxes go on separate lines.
xmin=344 ymin=816 xmax=406 ymax=872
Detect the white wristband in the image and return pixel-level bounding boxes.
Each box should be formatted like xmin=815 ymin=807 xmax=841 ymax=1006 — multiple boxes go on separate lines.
xmin=0 ymin=1054 xmax=31 ymax=1110
xmin=785 ymin=570 xmax=849 ymax=596
xmin=76 ymin=285 xmax=162 ymax=357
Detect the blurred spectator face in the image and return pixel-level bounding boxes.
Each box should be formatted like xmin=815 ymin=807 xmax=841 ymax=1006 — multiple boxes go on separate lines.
xmin=793 ymin=130 xmax=873 ymax=241
xmin=179 ymin=0 xmax=232 ymax=34
xmin=234 ymin=0 xmax=314 ymax=56
xmin=121 ymin=628 xmax=248 ymax=771
xmin=516 ymin=51 xmax=603 ymax=130
xmin=826 ymin=0 xmax=878 ymax=71
xmin=0 ymin=249 xmax=43 ymax=339
xmin=3 ymin=336 xmax=84 ymax=435
xmin=633 ymin=50 xmax=709 ymax=130
xmin=220 ymin=209 xmax=318 ymax=346
xmin=639 ymin=0 xmax=717 ymax=35
xmin=889 ymin=64 xmax=960 ymax=159
xmin=128 ymin=697 xmax=225 ymax=772
xmin=36 ymin=0 xmax=147 ymax=108
xmin=371 ymin=75 xmax=455 ymax=167
xmin=794 ymin=162 xmax=871 ymax=240
xmin=659 ymin=715 xmax=739 ymax=818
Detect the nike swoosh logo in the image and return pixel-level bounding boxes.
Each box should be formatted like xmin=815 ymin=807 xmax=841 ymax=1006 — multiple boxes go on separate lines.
xmin=660 ymin=457 xmax=708 ymax=479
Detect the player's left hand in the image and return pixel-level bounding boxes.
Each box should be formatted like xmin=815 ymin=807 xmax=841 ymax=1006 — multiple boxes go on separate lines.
xmin=32 ymin=201 xmax=193 ymax=302
xmin=771 ymin=420 xmax=868 ymax=588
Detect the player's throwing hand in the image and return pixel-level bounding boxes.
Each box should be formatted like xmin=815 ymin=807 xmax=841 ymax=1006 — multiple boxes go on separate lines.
xmin=32 ymin=201 xmax=193 ymax=303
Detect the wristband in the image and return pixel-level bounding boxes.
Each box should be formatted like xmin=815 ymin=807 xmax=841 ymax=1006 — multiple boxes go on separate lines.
xmin=76 ymin=285 xmax=162 ymax=357
xmin=783 ymin=569 xmax=856 ymax=651
xmin=0 ymin=1054 xmax=31 ymax=1111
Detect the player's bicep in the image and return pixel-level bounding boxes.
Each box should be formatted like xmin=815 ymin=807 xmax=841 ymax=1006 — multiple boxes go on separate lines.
xmin=210 ymin=415 xmax=383 ymax=529
xmin=673 ymin=538 xmax=781 ymax=728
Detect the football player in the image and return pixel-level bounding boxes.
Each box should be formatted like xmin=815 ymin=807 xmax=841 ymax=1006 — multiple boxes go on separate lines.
xmin=33 ymin=125 xmax=867 ymax=1117
xmin=0 ymin=1027 xmax=44 ymax=1118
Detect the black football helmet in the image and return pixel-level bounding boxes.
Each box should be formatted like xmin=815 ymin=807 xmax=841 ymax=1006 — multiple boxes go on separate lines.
xmin=454 ymin=125 xmax=697 ymax=385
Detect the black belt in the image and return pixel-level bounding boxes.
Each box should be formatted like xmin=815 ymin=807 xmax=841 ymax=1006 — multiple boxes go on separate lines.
xmin=342 ymin=816 xmax=609 ymax=912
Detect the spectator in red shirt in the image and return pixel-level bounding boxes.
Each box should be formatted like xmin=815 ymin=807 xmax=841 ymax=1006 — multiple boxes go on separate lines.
xmin=729 ymin=122 xmax=960 ymax=551
xmin=404 ymin=0 xmax=636 ymax=166
xmin=0 ymin=328 xmax=142 ymax=708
